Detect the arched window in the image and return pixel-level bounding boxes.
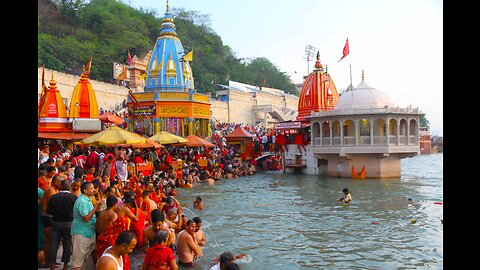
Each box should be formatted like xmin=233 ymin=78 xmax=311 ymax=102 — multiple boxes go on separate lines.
xmin=399 ymin=119 xmax=408 ymax=144
xmin=409 ymin=119 xmax=418 ymax=136
xmin=312 ymin=122 xmax=320 ymax=146
xmin=373 ymin=118 xmax=386 ymax=144
xmin=332 ymin=120 xmax=341 ymax=145
xmin=322 ymin=121 xmax=330 ymax=137
xmin=389 ymin=118 xmax=397 ymax=135
xmin=359 ymin=119 xmax=370 ymax=136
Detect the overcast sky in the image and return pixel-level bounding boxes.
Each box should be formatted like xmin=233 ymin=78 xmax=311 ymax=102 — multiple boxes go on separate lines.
xmin=125 ymin=0 xmax=443 ymax=135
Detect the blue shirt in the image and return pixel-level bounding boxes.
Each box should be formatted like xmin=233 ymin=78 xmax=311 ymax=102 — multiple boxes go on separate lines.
xmin=71 ymin=194 xmax=96 ymax=238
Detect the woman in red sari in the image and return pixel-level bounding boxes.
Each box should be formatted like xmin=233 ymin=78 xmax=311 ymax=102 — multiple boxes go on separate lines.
xmin=96 ymin=206 xmax=131 ymax=269
xmin=123 ymin=197 xmax=146 ymax=249
xmin=142 ymin=230 xmax=178 ymax=270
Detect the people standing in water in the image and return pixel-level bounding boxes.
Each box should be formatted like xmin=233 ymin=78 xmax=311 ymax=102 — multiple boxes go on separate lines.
xmin=338 ymin=188 xmax=352 ymax=204
xmin=193 ymin=216 xmax=206 ymax=252
xmin=143 ymin=209 xmax=175 ymax=253
xmin=176 ymin=219 xmax=203 ymax=268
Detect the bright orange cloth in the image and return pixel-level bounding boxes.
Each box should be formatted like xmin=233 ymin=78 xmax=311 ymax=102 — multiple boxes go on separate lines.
xmin=128 ymin=207 xmax=146 ymax=248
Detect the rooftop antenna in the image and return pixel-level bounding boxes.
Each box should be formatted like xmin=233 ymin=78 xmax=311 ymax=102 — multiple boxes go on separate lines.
xmin=303 ymin=45 xmax=316 ymax=75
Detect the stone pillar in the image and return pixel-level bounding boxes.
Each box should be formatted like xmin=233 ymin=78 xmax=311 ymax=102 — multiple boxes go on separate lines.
xmin=329 ymin=120 xmax=333 ymax=146
xmin=188 ymin=118 xmax=194 ymax=136
xmin=406 ymin=118 xmax=410 ymax=145
xmin=207 ymin=119 xmax=211 ymax=137
xmin=154 ymin=119 xmax=160 ymax=134
xmin=340 ymin=118 xmax=344 ymax=146
xmin=385 ymin=116 xmax=390 ymax=145
xmin=355 ymin=118 xmax=359 ymax=146
xmin=396 ymin=118 xmax=399 ymax=145
xmin=370 ymin=117 xmax=374 ymax=145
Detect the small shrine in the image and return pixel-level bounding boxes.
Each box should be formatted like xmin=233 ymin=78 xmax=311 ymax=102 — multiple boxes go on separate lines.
xmin=224 ymin=126 xmax=256 ymax=161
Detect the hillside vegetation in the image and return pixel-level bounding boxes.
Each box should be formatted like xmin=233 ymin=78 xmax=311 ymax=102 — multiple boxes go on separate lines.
xmin=38 ymin=0 xmax=298 ymax=95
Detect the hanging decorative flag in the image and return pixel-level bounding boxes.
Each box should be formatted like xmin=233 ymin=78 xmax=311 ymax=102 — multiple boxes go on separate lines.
xmin=83 ymin=58 xmax=93 ymax=76
xmin=38 ymin=65 xmax=48 ymax=117
xmin=183 ymin=49 xmax=193 ymax=62
xmin=127 ymin=50 xmax=134 ymax=65
xmin=338 ymin=38 xmax=349 ymax=62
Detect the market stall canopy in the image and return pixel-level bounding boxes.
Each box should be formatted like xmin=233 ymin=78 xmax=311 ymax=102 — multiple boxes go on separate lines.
xmin=149 ymin=131 xmax=188 ymax=144
xmin=82 ymin=126 xmax=146 ymax=146
xmin=224 ymin=126 xmax=256 ymax=138
xmin=99 ymin=112 xmax=125 ymax=124
xmin=185 ymin=135 xmax=215 ymax=148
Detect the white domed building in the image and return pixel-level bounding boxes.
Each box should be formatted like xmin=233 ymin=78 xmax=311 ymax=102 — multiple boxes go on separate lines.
xmin=308 ymin=72 xmax=424 ymax=178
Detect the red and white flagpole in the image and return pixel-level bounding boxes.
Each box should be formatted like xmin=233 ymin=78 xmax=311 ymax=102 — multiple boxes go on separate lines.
xmin=339 ymin=38 xmax=353 ymax=92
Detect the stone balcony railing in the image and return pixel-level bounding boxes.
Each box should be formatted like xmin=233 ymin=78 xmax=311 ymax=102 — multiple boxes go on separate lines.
xmin=313 ymin=135 xmax=417 ymax=146
xmin=309 ymin=106 xmax=421 ymax=117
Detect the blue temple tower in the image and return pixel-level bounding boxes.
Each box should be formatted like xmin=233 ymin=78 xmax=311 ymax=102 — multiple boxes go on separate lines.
xmin=127 ymin=0 xmax=211 ymax=138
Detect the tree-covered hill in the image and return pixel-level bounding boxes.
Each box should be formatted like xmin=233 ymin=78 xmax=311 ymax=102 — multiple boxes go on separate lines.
xmin=38 ymin=0 xmax=298 ymax=95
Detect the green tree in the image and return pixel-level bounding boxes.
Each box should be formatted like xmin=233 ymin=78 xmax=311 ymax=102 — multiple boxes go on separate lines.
xmin=420 ymin=115 xmax=430 ymax=129
xmin=38 ymin=0 xmax=299 ymax=96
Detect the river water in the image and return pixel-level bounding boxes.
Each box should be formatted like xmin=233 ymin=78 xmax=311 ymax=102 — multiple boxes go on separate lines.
xmin=132 ymin=153 xmax=443 ymax=269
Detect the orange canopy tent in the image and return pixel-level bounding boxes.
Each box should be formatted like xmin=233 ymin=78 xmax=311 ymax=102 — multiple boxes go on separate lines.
xmin=185 ymin=135 xmax=215 ymax=148
xmin=99 ymin=112 xmax=125 ymax=124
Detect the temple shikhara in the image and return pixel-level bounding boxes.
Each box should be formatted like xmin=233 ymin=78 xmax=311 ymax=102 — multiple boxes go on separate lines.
xmin=126 ymin=1 xmax=211 ymax=138
xmin=297 ymin=51 xmax=339 ymax=120
xmin=38 ymin=62 xmax=102 ymax=141
xmin=274 ymin=52 xmax=340 ymax=174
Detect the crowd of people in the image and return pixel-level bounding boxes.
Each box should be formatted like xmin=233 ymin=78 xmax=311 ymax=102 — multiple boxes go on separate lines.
xmin=37 ymin=122 xmax=274 ymax=269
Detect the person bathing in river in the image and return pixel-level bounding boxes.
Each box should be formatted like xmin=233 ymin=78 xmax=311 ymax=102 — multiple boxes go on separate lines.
xmin=193 ymin=216 xmax=206 ymax=252
xmin=193 ymin=196 xmax=203 ymax=211
xmin=337 ymin=188 xmax=352 ymax=204
xmin=176 ymin=219 xmax=202 ymax=268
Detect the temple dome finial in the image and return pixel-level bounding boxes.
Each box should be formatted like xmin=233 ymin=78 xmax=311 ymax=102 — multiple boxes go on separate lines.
xmin=362 ymin=69 xmax=365 ymax=81
xmin=314 ymin=50 xmax=323 ymax=70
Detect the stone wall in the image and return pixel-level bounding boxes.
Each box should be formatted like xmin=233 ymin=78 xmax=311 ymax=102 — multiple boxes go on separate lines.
xmin=210 ymin=100 xmax=229 ymax=123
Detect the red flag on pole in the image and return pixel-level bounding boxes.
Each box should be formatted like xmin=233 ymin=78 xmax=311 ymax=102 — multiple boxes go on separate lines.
xmin=127 ymin=50 xmax=133 ymax=65
xmin=338 ymin=38 xmax=349 ymax=62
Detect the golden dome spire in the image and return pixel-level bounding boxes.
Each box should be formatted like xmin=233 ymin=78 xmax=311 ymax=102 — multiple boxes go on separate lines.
xmin=49 ymin=73 xmax=57 ymax=89
xmin=362 ymin=69 xmax=364 ymax=81
xmin=166 ymin=0 xmax=170 ymax=12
